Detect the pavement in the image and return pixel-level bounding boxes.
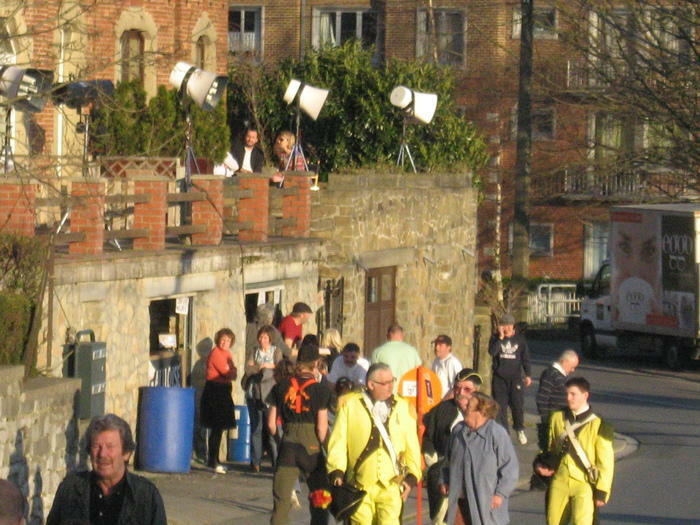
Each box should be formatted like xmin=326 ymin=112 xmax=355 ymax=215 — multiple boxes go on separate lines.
xmin=140 ymin=412 xmax=638 ymax=525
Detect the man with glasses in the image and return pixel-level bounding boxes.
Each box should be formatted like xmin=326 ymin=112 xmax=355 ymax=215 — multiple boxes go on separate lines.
xmin=422 ymin=369 xmax=483 ymax=525
xmin=327 ymin=363 xmax=421 ymax=524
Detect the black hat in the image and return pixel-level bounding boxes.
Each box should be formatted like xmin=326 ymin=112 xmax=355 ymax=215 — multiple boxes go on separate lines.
xmin=432 ymin=334 xmax=452 ymax=346
xmin=499 ymin=313 xmax=515 ymax=325
xmin=292 ymin=302 xmax=313 ymax=314
xmin=330 ymin=484 xmax=366 ymax=521
xmin=297 ymin=343 xmax=320 ymax=363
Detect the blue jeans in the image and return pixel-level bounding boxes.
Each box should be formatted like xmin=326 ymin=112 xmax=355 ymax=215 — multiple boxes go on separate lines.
xmin=246 ymin=397 xmax=278 ymax=467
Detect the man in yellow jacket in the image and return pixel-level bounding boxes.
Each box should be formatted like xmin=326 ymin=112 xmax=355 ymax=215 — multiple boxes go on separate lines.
xmin=327 ymin=363 xmax=422 ymax=524
xmin=535 ymin=376 xmax=615 ymax=525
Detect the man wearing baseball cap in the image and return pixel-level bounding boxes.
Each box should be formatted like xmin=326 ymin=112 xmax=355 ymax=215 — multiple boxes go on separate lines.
xmin=430 ymin=335 xmax=463 ymax=398
xmin=278 ymin=302 xmax=314 ymax=358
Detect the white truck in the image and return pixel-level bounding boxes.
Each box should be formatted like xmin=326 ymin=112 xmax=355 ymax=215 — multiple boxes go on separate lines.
xmin=580 ymin=203 xmax=700 ymax=369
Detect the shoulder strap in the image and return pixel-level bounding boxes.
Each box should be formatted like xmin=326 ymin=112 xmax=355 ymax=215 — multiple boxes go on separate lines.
xmin=361 ymin=393 xmax=400 ymax=478
xmin=557 ymin=412 xmax=597 ymax=442
xmin=563 ymin=414 xmax=598 ymax=471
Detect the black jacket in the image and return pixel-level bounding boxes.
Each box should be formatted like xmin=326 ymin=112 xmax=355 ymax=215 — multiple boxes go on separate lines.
xmin=46 ymin=471 xmax=167 ymax=525
xmin=231 ymin=142 xmax=264 ymax=173
xmin=489 ymin=332 xmax=531 ymax=379
xmin=536 ymin=365 xmax=568 ymax=415
xmin=422 ymin=398 xmax=460 ymax=458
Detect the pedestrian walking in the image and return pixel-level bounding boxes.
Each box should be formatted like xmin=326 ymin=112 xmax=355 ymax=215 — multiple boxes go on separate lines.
xmin=488 ymin=314 xmax=532 ymax=444
xmin=430 ymin=334 xmax=463 ymax=398
xmin=267 ymin=343 xmax=331 ymax=525
xmin=327 ymin=363 xmax=422 ymax=524
xmin=535 ymin=350 xmax=579 ymax=451
xmin=423 ymin=369 xmax=482 ymax=525
xmin=278 ymin=302 xmax=314 ymax=358
xmin=200 ymin=328 xmax=238 ymax=474
xmin=243 ymin=325 xmax=283 ymax=472
xmin=371 ymin=324 xmax=422 ymax=390
xmin=534 ymin=377 xmax=615 ymax=525
xmin=441 ymin=392 xmax=519 ymax=525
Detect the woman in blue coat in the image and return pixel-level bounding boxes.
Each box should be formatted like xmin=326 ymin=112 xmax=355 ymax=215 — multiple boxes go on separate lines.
xmin=441 ymin=392 xmax=519 ymax=525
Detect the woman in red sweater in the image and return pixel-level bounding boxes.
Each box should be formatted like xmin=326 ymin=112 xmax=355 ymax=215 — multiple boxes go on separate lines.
xmin=200 ymin=328 xmax=238 ymax=473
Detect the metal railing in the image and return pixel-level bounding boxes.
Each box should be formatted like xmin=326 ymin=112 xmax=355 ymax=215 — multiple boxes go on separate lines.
xmin=528 ymin=284 xmax=581 ymax=326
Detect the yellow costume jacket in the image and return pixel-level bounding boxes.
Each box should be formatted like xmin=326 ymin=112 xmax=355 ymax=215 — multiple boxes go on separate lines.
xmin=548 ymin=410 xmax=615 ymax=501
xmin=327 ymin=392 xmax=422 ymax=490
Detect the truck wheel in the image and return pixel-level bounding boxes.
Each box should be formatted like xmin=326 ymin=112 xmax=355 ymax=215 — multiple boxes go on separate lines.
xmin=663 ymin=341 xmax=684 ymax=370
xmin=581 ymin=326 xmax=598 ymax=359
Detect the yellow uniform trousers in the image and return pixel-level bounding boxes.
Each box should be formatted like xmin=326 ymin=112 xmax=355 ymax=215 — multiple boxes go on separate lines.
xmin=547 ymin=465 xmax=596 ymax=525
xmin=350 ymin=482 xmax=402 ymax=525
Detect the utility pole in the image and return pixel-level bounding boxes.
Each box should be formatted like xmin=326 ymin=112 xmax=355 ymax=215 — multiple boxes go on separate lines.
xmin=512 ymin=0 xmax=533 ymax=314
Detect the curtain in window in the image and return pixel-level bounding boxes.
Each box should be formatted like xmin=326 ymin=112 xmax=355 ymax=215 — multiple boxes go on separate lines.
xmin=319 ymin=13 xmax=336 ymax=46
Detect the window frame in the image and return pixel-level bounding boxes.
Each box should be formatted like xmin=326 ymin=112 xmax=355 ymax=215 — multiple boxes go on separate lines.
xmin=228 ymin=6 xmax=263 ymax=59
xmin=512 ymin=5 xmax=558 ymax=40
xmin=416 ymin=8 xmax=466 ymax=68
xmin=120 ymin=29 xmax=145 ymax=85
xmin=311 ymin=7 xmax=377 ymax=49
xmin=508 ymin=222 xmax=554 ymax=257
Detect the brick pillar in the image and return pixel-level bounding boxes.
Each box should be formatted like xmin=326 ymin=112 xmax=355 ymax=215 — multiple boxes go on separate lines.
xmin=132 ymin=175 xmax=167 ymax=251
xmin=281 ymin=174 xmax=311 ymax=238
xmin=237 ymin=175 xmax=269 ymax=242
xmin=70 ymin=180 xmax=104 ymax=255
xmin=191 ymin=175 xmax=223 ymax=245
xmin=0 ymin=178 xmax=36 ymax=236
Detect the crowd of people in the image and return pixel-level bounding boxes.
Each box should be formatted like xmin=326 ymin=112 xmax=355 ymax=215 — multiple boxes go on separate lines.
xmin=0 ymin=309 xmax=615 ymax=525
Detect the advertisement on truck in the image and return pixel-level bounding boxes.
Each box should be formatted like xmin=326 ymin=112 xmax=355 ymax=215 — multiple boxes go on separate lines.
xmin=610 ymin=209 xmax=696 ymax=337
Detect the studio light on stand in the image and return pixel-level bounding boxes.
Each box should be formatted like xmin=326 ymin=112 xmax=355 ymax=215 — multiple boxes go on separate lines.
xmin=0 ymin=66 xmax=53 ymax=174
xmin=53 ymin=80 xmax=114 ymax=177
xmin=389 ymin=86 xmax=437 ymax=173
xmin=169 ymin=62 xmax=228 ymax=190
xmin=282 ymin=79 xmax=328 ymax=176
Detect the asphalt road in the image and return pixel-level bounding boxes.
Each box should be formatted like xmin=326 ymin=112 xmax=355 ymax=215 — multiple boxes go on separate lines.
xmin=509 ymin=335 xmax=700 ymax=525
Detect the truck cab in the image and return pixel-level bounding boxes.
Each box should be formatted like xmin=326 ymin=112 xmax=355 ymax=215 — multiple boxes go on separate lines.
xmin=580 ymin=262 xmax=616 ymax=359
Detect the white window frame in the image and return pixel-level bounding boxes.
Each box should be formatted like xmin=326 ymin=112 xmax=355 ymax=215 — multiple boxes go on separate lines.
xmin=512 ymin=5 xmax=558 ymax=40
xmin=228 ymin=6 xmax=263 ymax=58
xmin=416 ymin=8 xmax=466 ymax=68
xmin=311 ymin=7 xmax=376 ymax=49
xmin=508 ymin=222 xmax=554 ymax=257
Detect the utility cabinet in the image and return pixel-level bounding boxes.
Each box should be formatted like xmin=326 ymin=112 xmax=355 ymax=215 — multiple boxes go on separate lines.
xmin=63 ymin=329 xmax=106 ymax=419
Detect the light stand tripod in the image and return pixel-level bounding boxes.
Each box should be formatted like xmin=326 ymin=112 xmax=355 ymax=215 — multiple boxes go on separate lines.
xmin=284 ymin=97 xmax=309 ymax=172
xmin=2 ymin=105 xmax=16 ymax=174
xmin=396 ymin=116 xmax=417 ymax=173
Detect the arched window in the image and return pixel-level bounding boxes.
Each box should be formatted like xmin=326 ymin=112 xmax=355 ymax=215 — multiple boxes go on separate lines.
xmin=195 ymin=35 xmax=208 ymax=70
xmin=120 ymin=29 xmax=145 ymax=84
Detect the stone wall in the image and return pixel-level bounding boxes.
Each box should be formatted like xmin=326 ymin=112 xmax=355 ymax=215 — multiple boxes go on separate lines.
xmin=311 ymin=172 xmax=479 ymax=367
xmin=0 ymin=366 xmax=81 ymax=524
xmin=37 ymin=239 xmax=321 ymax=431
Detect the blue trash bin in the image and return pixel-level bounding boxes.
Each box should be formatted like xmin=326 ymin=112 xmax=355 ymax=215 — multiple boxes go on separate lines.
xmin=228 ymin=404 xmax=250 ymax=462
xmin=139 ymin=386 xmax=195 ymax=473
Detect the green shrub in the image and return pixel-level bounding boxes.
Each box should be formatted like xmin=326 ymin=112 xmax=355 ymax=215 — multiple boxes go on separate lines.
xmin=0 ymin=292 xmax=33 ymax=366
xmin=227 ymin=41 xmax=488 ymax=176
xmin=92 ymin=82 xmax=230 ymax=162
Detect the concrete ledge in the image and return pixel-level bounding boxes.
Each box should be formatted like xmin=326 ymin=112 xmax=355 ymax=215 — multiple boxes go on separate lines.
xmin=23 ymin=377 xmax=81 ymax=402
xmin=357 ymin=247 xmax=416 ymax=269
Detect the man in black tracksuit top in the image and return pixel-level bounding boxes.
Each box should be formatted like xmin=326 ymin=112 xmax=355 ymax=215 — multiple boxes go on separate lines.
xmin=535 ymin=349 xmax=579 ymax=451
xmin=489 ymin=314 xmax=532 ymax=444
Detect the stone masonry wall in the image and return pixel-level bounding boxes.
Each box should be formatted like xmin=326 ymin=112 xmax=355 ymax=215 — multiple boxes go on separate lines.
xmin=311 ymin=172 xmax=478 ymax=367
xmin=36 ymin=240 xmax=321 ymax=432
xmin=0 ymin=366 xmax=81 ymax=524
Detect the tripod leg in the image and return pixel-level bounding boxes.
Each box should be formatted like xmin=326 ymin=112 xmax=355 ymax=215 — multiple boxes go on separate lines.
xmin=404 ymin=144 xmax=417 ymax=174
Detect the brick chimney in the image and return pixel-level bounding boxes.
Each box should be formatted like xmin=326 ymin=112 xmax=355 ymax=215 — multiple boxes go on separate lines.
xmin=191 ymin=175 xmax=224 ymax=245
xmin=132 ymin=175 xmax=167 ymax=251
xmin=70 ymin=179 xmax=104 ymax=255
xmin=237 ymin=175 xmax=269 ymax=242
xmin=281 ymin=174 xmax=311 ymax=238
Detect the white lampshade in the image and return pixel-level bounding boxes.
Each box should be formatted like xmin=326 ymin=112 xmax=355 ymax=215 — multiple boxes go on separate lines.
xmin=283 ymin=79 xmax=329 ymax=121
xmin=390 ymin=85 xmax=438 ymax=124
xmin=0 ymin=66 xmax=53 ymax=112
xmin=169 ymin=62 xmax=228 ymax=111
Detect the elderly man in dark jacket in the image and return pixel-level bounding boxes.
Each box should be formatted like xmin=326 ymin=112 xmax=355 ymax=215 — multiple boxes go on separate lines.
xmin=47 ymin=414 xmax=166 ymax=525
xmin=535 ymin=349 xmax=579 ymax=450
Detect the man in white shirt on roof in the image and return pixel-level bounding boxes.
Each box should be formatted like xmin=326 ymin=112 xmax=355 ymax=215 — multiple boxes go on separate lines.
xmin=326 ymin=342 xmax=369 ymax=386
xmin=430 ymin=334 xmax=463 ymax=399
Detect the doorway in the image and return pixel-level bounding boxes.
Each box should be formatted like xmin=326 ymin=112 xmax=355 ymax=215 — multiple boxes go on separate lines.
xmin=363 ymin=266 xmax=396 ymax=353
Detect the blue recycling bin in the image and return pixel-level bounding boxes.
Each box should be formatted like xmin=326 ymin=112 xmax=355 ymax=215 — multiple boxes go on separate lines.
xmin=139 ymin=386 xmax=195 ymax=473
xmin=228 ymin=404 xmax=250 ymax=462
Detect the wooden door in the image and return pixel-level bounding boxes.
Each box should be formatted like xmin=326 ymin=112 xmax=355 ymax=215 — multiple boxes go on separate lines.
xmin=363 ymin=266 xmax=396 ymax=354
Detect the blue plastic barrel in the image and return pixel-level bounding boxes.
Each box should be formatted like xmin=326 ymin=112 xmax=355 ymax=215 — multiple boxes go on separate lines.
xmin=139 ymin=386 xmax=195 ymax=473
xmin=228 ymin=404 xmax=250 ymax=462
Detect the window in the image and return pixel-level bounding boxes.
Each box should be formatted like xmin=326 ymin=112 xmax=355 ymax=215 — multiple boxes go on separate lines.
xmin=416 ymin=9 xmax=465 ymax=66
xmin=314 ymin=9 xmax=377 ymax=48
xmin=228 ymin=7 xmax=262 ymax=58
xmin=512 ymin=6 xmax=557 ymax=39
xmin=508 ymin=223 xmax=553 ymax=257
xmin=195 ymin=36 xmax=208 ymax=69
xmin=120 ymin=29 xmax=145 ymax=84
xmin=589 ymin=112 xmax=638 ymax=161
xmin=510 ymin=105 xmax=556 ymax=141
xmin=584 ymin=222 xmax=609 ymax=279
